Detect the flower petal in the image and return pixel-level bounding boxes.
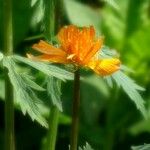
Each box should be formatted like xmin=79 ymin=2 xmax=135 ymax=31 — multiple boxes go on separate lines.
xmin=87 ymin=58 xmax=121 ymax=76
xmin=82 ymin=38 xmax=103 ymax=64
xmin=27 ymin=53 xmax=69 ymax=64
xmin=32 ymin=40 xmax=66 ymax=56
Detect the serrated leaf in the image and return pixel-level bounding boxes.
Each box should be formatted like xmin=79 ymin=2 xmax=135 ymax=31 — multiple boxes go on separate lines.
xmin=111 ymin=71 xmax=146 ymax=118
xmin=3 ymin=56 xmax=48 ymax=128
xmin=46 ymin=76 xmax=62 ymax=111
xmin=13 ymin=55 xmax=73 ymax=81
xmin=79 ymin=143 xmax=94 ymax=150
xmin=64 ymin=0 xmax=101 ymax=33
xmin=20 ymin=74 xmax=45 ymax=91
xmin=131 ymin=144 xmax=150 ymax=150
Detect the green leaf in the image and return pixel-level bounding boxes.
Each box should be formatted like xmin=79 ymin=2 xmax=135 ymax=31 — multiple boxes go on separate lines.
xmin=0 ymin=52 xmax=3 ymax=61
xmin=131 ymin=144 xmax=150 ymax=150
xmin=13 ymin=55 xmax=73 ymax=81
xmin=46 ymin=76 xmax=62 ymax=111
xmin=30 ymin=0 xmax=44 ymax=29
xmin=79 ymin=143 xmax=94 ymax=150
xmin=64 ymin=0 xmax=101 ymax=33
xmin=103 ymin=0 xmax=119 ymax=10
xmin=3 ymin=56 xmax=48 ymax=128
xmin=125 ymin=0 xmax=145 ymax=37
xmin=20 ymin=74 xmax=45 ymax=91
xmin=31 ymin=0 xmax=38 ymax=7
xmin=0 ymin=79 xmax=4 ymax=99
xmin=110 ymin=71 xmax=146 ymax=118
xmin=101 ymin=47 xmax=146 ymax=117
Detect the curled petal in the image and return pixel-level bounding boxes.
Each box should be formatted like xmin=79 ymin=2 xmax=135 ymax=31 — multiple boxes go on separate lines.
xmin=87 ymin=58 xmax=121 ymax=76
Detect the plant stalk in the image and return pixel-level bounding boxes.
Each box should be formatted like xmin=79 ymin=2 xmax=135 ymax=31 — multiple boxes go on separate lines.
xmin=44 ymin=0 xmax=55 ymax=40
xmin=45 ymin=0 xmax=60 ymax=150
xmin=70 ymin=69 xmax=80 ymax=150
xmin=46 ymin=106 xmax=59 ymax=150
xmin=3 ymin=0 xmax=15 ymax=150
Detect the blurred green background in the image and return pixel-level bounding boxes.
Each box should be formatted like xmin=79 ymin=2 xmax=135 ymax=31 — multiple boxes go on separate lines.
xmin=0 ymin=0 xmax=150 ymax=150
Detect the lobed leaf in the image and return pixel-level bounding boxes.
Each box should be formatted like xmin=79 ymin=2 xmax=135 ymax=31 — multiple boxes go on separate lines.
xmin=3 ymin=56 xmax=48 ymax=127
xmin=101 ymin=46 xmax=146 ymax=117
xmin=46 ymin=76 xmax=62 ymax=111
xmin=108 ymin=71 xmax=146 ymax=118
xmin=13 ymin=55 xmax=73 ymax=81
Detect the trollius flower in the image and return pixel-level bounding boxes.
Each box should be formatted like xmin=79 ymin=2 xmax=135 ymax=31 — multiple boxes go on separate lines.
xmin=27 ymin=25 xmax=120 ymax=76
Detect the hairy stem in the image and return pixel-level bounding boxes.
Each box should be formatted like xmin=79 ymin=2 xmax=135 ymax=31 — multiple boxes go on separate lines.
xmin=70 ymin=69 xmax=80 ymax=150
xmin=3 ymin=0 xmax=15 ymax=150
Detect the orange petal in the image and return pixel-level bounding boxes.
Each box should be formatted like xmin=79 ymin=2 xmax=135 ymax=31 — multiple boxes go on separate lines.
xmin=27 ymin=53 xmax=69 ymax=64
xmin=82 ymin=38 xmax=103 ymax=64
xmin=32 ymin=40 xmax=66 ymax=56
xmin=87 ymin=58 xmax=121 ymax=76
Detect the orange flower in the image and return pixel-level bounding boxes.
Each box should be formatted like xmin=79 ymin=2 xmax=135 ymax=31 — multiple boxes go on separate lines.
xmin=27 ymin=25 xmax=120 ymax=76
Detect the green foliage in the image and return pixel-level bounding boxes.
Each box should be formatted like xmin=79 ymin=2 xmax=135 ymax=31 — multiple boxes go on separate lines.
xmin=31 ymin=0 xmax=39 ymax=7
xmin=13 ymin=55 xmax=73 ymax=81
xmin=101 ymin=47 xmax=146 ymax=117
xmin=103 ymin=0 xmax=119 ymax=10
xmin=79 ymin=143 xmax=94 ymax=150
xmin=0 ymin=79 xmax=4 ymax=99
xmin=131 ymin=144 xmax=150 ymax=150
xmin=46 ymin=76 xmax=62 ymax=111
xmin=30 ymin=0 xmax=44 ymax=29
xmin=64 ymin=0 xmax=101 ymax=33
xmin=0 ymin=52 xmax=3 ymax=61
xmin=106 ymin=71 xmax=146 ymax=117
xmin=3 ymin=56 xmax=48 ymax=127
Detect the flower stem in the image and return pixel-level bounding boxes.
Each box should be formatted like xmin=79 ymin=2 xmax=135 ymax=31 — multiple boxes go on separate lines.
xmin=44 ymin=0 xmax=55 ymax=40
xmin=46 ymin=106 xmax=59 ymax=150
xmin=45 ymin=0 xmax=60 ymax=150
xmin=70 ymin=69 xmax=80 ymax=150
xmin=3 ymin=0 xmax=15 ymax=150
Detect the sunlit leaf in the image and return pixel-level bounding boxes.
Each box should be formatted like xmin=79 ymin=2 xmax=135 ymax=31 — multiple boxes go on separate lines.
xmin=13 ymin=55 xmax=73 ymax=81
xmin=0 ymin=52 xmax=3 ymax=61
xmin=3 ymin=56 xmax=48 ymax=127
xmin=79 ymin=143 xmax=94 ymax=150
xmin=103 ymin=0 xmax=119 ymax=10
xmin=131 ymin=143 xmax=150 ymax=150
xmin=46 ymin=76 xmax=62 ymax=111
xmin=31 ymin=0 xmax=38 ymax=7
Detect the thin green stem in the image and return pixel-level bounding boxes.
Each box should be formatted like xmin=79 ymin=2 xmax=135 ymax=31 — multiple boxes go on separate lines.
xmin=44 ymin=0 xmax=55 ymax=40
xmin=70 ymin=69 xmax=80 ymax=150
xmin=3 ymin=0 xmax=15 ymax=150
xmin=44 ymin=0 xmax=60 ymax=150
xmin=46 ymin=106 xmax=59 ymax=150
